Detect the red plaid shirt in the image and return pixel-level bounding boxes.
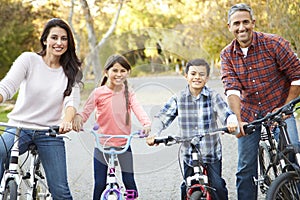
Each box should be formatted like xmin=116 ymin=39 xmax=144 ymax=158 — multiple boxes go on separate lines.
xmin=221 ymin=31 xmax=300 ymax=122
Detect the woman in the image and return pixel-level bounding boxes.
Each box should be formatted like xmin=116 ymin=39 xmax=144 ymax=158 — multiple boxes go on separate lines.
xmin=0 ymin=18 xmax=82 ymax=200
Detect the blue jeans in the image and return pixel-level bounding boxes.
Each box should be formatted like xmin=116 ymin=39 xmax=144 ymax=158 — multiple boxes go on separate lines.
xmin=181 ymin=159 xmax=228 ymax=200
xmin=0 ymin=128 xmax=73 ymax=200
xmin=93 ymin=146 xmax=138 ymax=200
xmin=237 ymin=116 xmax=299 ymax=200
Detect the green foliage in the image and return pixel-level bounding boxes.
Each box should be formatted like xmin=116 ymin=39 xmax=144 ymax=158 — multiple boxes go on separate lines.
xmin=0 ymin=0 xmax=37 ymax=79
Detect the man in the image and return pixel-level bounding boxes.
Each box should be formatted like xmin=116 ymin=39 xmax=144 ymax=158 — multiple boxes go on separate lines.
xmin=220 ymin=3 xmax=300 ymax=200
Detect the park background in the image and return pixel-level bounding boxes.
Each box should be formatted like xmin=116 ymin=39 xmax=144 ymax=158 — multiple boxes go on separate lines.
xmin=0 ymin=1 xmax=300 ymax=199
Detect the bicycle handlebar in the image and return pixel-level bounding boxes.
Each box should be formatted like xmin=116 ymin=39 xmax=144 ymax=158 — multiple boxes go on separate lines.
xmin=91 ymin=125 xmax=147 ymax=155
xmin=0 ymin=122 xmax=70 ymax=140
xmin=243 ymin=96 xmax=300 ymax=135
xmin=153 ymin=127 xmax=229 ymax=146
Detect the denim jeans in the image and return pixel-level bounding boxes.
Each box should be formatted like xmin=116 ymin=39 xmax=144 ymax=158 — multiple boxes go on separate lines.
xmin=93 ymin=146 xmax=138 ymax=200
xmin=181 ymin=159 xmax=228 ymax=200
xmin=0 ymin=128 xmax=73 ymax=200
xmin=237 ymin=116 xmax=299 ymax=200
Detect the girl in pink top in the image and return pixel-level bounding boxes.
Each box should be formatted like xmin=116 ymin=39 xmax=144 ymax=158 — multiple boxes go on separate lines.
xmin=73 ymin=54 xmax=151 ymax=200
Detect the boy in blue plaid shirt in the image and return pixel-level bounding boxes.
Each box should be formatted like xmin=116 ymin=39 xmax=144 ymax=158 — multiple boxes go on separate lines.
xmin=147 ymin=58 xmax=238 ymax=200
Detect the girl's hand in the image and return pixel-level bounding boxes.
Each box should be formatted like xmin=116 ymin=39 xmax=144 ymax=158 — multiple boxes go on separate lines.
xmin=72 ymin=114 xmax=83 ymax=132
xmin=142 ymin=125 xmax=151 ymax=136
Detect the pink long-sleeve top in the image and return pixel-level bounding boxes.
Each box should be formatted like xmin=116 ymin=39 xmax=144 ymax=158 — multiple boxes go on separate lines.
xmin=80 ymin=85 xmax=151 ymax=146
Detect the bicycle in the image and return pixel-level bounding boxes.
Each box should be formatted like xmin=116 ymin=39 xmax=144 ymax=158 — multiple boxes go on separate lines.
xmin=90 ymin=125 xmax=147 ymax=200
xmin=0 ymin=122 xmax=70 ymax=200
xmin=152 ymin=127 xmax=229 ymax=200
xmin=243 ymin=96 xmax=300 ymax=199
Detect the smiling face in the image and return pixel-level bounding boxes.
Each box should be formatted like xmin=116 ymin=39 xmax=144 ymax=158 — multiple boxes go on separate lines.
xmin=185 ymin=65 xmax=208 ymax=96
xmin=228 ymin=10 xmax=255 ymax=48
xmin=105 ymin=63 xmax=130 ymax=91
xmin=44 ymin=26 xmax=68 ymax=57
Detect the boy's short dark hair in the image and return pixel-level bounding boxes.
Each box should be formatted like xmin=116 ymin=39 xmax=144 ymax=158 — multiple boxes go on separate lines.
xmin=185 ymin=58 xmax=210 ymax=76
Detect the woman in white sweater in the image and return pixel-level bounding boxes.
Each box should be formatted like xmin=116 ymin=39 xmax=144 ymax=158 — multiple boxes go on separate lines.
xmin=0 ymin=18 xmax=82 ymax=200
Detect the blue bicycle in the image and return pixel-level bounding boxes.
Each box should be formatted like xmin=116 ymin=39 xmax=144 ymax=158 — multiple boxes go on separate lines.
xmin=90 ymin=126 xmax=146 ymax=200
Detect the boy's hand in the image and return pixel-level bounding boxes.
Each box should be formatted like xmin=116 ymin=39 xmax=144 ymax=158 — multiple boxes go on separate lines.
xmin=226 ymin=114 xmax=240 ymax=136
xmin=146 ymin=136 xmax=156 ymax=146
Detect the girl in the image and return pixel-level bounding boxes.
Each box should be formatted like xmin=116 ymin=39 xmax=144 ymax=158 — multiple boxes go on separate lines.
xmin=73 ymin=54 xmax=151 ymax=200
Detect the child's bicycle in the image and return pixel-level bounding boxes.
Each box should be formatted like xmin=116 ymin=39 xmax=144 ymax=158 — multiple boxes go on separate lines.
xmin=90 ymin=125 xmax=147 ymax=200
xmin=152 ymin=127 xmax=229 ymax=200
xmin=0 ymin=122 xmax=70 ymax=200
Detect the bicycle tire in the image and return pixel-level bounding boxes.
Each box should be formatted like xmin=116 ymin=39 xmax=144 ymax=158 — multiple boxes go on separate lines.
xmin=258 ymin=141 xmax=280 ymax=193
xmin=189 ymin=190 xmax=202 ymax=200
xmin=2 ymin=180 xmax=18 ymax=200
xmin=101 ymin=189 xmax=122 ymax=200
xmin=266 ymin=171 xmax=300 ymax=200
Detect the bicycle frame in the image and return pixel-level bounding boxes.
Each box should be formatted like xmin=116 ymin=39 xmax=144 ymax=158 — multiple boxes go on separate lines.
xmin=153 ymin=127 xmax=228 ymax=200
xmin=90 ymin=127 xmax=144 ymax=200
xmin=0 ymin=122 xmax=66 ymax=200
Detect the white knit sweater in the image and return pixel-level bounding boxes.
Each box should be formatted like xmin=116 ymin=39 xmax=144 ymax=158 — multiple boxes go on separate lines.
xmin=0 ymin=52 xmax=80 ymax=127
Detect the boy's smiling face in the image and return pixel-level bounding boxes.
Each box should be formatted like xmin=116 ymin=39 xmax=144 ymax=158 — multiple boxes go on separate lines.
xmin=185 ymin=65 xmax=209 ymax=96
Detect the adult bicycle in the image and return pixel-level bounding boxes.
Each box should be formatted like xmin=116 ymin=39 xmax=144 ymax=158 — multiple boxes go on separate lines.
xmin=152 ymin=127 xmax=229 ymax=200
xmin=90 ymin=125 xmax=147 ymax=200
xmin=243 ymin=96 xmax=300 ymax=199
xmin=0 ymin=122 xmax=70 ymax=200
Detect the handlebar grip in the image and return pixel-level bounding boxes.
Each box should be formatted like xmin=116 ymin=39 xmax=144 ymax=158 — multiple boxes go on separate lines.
xmin=243 ymin=124 xmax=256 ymax=135
xmin=154 ymin=136 xmax=174 ymax=144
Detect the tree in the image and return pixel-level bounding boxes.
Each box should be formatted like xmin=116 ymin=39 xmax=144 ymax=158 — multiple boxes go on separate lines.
xmin=0 ymin=0 xmax=36 ymax=79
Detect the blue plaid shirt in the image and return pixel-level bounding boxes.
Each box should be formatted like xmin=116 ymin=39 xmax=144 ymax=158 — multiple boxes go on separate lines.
xmin=153 ymin=85 xmax=233 ymax=163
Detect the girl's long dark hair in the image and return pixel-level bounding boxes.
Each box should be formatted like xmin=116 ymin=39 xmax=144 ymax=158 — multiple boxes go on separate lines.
xmin=100 ymin=54 xmax=131 ymax=125
xmin=38 ymin=18 xmax=83 ymax=97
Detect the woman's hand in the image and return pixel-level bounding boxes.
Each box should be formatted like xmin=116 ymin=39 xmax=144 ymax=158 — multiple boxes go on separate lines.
xmin=59 ymin=121 xmax=73 ymax=134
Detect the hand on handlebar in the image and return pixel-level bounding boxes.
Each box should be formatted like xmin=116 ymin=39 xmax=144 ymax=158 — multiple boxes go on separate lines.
xmin=235 ymin=121 xmax=248 ymax=138
xmin=72 ymin=114 xmax=83 ymax=132
xmin=146 ymin=136 xmax=157 ymax=146
xmin=59 ymin=121 xmax=73 ymax=134
xmin=142 ymin=125 xmax=151 ymax=136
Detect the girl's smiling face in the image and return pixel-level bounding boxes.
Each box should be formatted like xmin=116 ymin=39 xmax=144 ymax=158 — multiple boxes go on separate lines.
xmin=185 ymin=65 xmax=208 ymax=96
xmin=105 ymin=63 xmax=130 ymax=91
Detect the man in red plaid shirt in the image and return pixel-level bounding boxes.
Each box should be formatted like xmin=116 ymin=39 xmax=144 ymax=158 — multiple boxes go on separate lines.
xmin=221 ymin=3 xmax=300 ymax=200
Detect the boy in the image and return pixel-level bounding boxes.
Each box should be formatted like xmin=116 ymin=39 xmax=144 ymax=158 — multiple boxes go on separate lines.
xmin=147 ymin=58 xmax=238 ymax=200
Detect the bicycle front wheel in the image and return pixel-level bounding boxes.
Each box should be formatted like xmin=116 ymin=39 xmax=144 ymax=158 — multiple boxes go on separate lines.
xmin=33 ymin=160 xmax=51 ymax=200
xmin=101 ymin=189 xmax=122 ymax=200
xmin=258 ymin=141 xmax=280 ymax=193
xmin=189 ymin=190 xmax=202 ymax=200
xmin=2 ymin=180 xmax=18 ymax=200
xmin=266 ymin=171 xmax=300 ymax=200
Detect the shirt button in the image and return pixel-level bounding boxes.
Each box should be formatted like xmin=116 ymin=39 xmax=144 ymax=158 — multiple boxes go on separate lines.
xmin=256 ymin=92 xmax=259 ymax=95
xmin=254 ymin=113 xmax=258 ymax=117
xmin=252 ymin=80 xmax=255 ymax=82
xmin=258 ymin=102 xmax=261 ymax=105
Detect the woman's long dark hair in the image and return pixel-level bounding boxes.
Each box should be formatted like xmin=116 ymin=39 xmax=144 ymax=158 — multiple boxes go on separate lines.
xmin=38 ymin=18 xmax=83 ymax=97
xmin=100 ymin=54 xmax=131 ymax=125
